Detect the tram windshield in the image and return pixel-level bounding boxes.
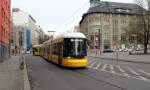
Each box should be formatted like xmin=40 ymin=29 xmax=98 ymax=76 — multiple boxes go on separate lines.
xmin=64 ymin=38 xmax=87 ymax=58
xmin=32 ymin=48 xmax=38 ymax=52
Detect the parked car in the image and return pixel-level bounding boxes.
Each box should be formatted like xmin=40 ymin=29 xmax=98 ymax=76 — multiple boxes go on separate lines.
xmin=103 ymin=49 xmax=114 ymax=53
xmin=26 ymin=51 xmax=31 ymax=54
xmin=129 ymin=49 xmax=143 ymax=55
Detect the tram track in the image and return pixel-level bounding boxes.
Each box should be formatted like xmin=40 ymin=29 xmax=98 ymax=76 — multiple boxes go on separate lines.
xmin=72 ymin=69 xmax=127 ymax=90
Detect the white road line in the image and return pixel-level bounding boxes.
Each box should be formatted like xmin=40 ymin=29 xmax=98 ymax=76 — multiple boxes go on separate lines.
xmin=116 ymin=66 xmax=125 ymax=72
xmin=127 ymin=67 xmax=139 ymax=75
xmin=101 ymin=64 xmax=108 ymax=71
xmin=116 ymin=66 xmax=129 ymax=76
xmin=109 ymin=64 xmax=115 ymax=73
xmin=127 ymin=67 xmax=149 ymax=82
xmin=88 ymin=61 xmax=97 ymax=68
xmin=94 ymin=63 xmax=101 ymax=69
xmin=138 ymin=69 xmax=150 ymax=77
xmin=91 ymin=64 xmax=150 ymax=83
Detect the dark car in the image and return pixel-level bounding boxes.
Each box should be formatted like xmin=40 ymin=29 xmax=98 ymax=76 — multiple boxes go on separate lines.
xmin=103 ymin=49 xmax=114 ymax=53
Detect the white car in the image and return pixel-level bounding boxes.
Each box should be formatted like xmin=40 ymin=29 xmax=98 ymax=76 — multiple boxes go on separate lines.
xmin=26 ymin=51 xmax=31 ymax=54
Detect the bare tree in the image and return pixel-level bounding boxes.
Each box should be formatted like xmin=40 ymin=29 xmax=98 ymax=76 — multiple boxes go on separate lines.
xmin=125 ymin=0 xmax=150 ymax=54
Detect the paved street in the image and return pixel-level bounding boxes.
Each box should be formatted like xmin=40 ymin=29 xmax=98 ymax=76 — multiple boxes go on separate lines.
xmin=26 ymin=55 xmax=150 ymax=90
xmin=0 ymin=56 xmax=24 ymax=90
xmin=88 ymin=56 xmax=150 ymax=82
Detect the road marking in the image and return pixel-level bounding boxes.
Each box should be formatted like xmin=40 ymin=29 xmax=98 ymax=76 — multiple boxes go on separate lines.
xmin=93 ymin=63 xmax=101 ymax=69
xmin=138 ymin=69 xmax=150 ymax=78
xmin=127 ymin=67 xmax=139 ymax=75
xmin=101 ymin=64 xmax=108 ymax=71
xmin=116 ymin=66 xmax=129 ymax=77
xmin=89 ymin=64 xmax=150 ymax=83
xmin=88 ymin=61 xmax=97 ymax=68
xmin=127 ymin=67 xmax=149 ymax=82
xmin=109 ymin=64 xmax=115 ymax=73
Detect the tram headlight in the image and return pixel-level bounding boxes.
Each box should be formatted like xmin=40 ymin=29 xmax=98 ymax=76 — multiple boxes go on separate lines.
xmin=67 ymin=57 xmax=71 ymax=59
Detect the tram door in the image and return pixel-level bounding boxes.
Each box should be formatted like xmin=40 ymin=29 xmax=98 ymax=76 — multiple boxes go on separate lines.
xmin=58 ymin=44 xmax=63 ymax=65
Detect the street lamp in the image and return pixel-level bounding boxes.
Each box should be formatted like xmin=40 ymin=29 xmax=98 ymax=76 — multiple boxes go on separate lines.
xmin=96 ymin=29 xmax=101 ymax=55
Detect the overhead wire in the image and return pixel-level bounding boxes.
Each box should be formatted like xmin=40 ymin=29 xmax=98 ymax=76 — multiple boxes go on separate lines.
xmin=57 ymin=1 xmax=89 ymax=31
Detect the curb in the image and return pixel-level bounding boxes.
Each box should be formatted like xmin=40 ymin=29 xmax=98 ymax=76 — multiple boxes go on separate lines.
xmin=24 ymin=57 xmax=31 ymax=90
xmin=88 ymin=55 xmax=150 ymax=64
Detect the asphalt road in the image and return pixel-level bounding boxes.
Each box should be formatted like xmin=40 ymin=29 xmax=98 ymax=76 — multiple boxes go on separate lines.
xmin=26 ymin=55 xmax=150 ymax=90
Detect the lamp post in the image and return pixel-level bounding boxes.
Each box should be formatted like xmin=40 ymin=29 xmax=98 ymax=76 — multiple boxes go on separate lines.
xmin=96 ymin=29 xmax=101 ymax=55
xmin=98 ymin=29 xmax=101 ymax=55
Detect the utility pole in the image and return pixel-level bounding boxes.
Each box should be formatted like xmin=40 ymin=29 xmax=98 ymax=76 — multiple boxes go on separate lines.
xmin=98 ymin=29 xmax=101 ymax=55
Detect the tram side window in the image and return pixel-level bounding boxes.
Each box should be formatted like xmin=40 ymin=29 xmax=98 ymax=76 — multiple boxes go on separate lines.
xmin=57 ymin=44 xmax=62 ymax=56
xmin=53 ymin=44 xmax=62 ymax=55
xmin=39 ymin=48 xmax=41 ymax=52
xmin=53 ymin=44 xmax=58 ymax=55
xmin=47 ymin=45 xmax=50 ymax=54
xmin=44 ymin=47 xmax=46 ymax=54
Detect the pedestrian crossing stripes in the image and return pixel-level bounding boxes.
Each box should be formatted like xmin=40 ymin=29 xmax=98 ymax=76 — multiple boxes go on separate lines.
xmin=93 ymin=63 xmax=101 ymax=70
xmin=88 ymin=61 xmax=97 ymax=68
xmin=87 ymin=61 xmax=150 ymax=82
xmin=101 ymin=64 xmax=108 ymax=71
xmin=116 ymin=66 xmax=129 ymax=76
xmin=126 ymin=67 xmax=149 ymax=81
xmin=138 ymin=69 xmax=150 ymax=78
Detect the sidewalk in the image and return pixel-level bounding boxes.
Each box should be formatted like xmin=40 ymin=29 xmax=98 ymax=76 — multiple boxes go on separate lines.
xmin=88 ymin=52 xmax=150 ymax=64
xmin=0 ymin=56 xmax=24 ymax=90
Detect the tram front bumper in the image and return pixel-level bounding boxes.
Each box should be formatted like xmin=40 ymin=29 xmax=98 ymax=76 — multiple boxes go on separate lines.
xmin=63 ymin=58 xmax=88 ymax=67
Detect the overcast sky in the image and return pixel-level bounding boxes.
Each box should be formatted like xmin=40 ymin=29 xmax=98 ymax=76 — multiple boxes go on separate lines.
xmin=12 ymin=0 xmax=134 ymax=33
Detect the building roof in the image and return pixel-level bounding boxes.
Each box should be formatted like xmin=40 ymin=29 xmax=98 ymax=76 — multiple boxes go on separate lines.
xmin=80 ymin=1 xmax=141 ymax=24
xmin=88 ymin=2 xmax=140 ymax=14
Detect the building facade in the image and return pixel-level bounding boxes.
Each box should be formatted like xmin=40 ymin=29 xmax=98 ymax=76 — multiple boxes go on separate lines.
xmin=79 ymin=0 xmax=140 ymax=51
xmin=37 ymin=26 xmax=45 ymax=44
xmin=73 ymin=26 xmax=80 ymax=32
xmin=12 ymin=8 xmax=39 ymax=52
xmin=0 ymin=0 xmax=11 ymax=61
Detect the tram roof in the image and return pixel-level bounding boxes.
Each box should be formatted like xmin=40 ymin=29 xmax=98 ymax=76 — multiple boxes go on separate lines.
xmin=43 ymin=32 xmax=86 ymax=44
xmin=54 ymin=32 xmax=86 ymax=39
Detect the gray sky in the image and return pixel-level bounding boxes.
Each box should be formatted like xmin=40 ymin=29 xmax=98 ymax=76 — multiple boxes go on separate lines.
xmin=12 ymin=0 xmax=134 ymax=33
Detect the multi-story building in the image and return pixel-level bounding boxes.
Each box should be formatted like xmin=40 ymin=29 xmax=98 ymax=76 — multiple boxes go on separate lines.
xmin=79 ymin=0 xmax=140 ymax=51
xmin=37 ymin=25 xmax=45 ymax=44
xmin=0 ymin=0 xmax=11 ymax=61
xmin=73 ymin=26 xmax=80 ymax=32
xmin=12 ymin=8 xmax=39 ymax=52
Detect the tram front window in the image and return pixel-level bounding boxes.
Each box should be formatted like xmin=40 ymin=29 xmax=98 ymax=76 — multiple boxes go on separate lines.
xmin=64 ymin=38 xmax=87 ymax=58
xmin=33 ymin=48 xmax=38 ymax=52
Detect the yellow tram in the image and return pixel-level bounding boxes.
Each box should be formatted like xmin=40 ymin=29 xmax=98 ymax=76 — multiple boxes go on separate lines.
xmin=33 ymin=32 xmax=88 ymax=68
xmin=32 ymin=45 xmax=41 ymax=56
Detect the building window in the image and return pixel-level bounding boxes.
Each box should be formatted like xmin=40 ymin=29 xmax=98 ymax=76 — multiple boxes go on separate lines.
xmin=115 ymin=8 xmax=131 ymax=13
xmin=121 ymin=20 xmax=126 ymax=24
xmin=104 ymin=18 xmax=109 ymax=24
xmin=114 ymin=20 xmax=118 ymax=24
xmin=129 ymin=35 xmax=136 ymax=43
xmin=121 ymin=34 xmax=126 ymax=42
xmin=113 ymin=19 xmax=119 ymax=34
xmin=113 ymin=35 xmax=118 ymax=41
xmin=104 ymin=40 xmax=111 ymax=49
xmin=103 ymin=25 xmax=110 ymax=32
